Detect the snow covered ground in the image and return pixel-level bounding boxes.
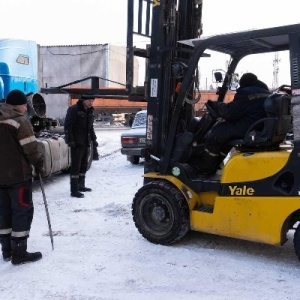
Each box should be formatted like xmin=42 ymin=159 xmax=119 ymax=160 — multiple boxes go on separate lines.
xmin=1 ymin=128 xmax=300 ymax=300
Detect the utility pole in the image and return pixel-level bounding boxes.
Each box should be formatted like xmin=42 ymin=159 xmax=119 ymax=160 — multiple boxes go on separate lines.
xmin=272 ymin=52 xmax=280 ymax=90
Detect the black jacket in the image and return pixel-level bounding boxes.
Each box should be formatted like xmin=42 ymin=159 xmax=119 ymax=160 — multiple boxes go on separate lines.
xmin=212 ymin=84 xmax=271 ymax=136
xmin=64 ymin=100 xmax=97 ymax=147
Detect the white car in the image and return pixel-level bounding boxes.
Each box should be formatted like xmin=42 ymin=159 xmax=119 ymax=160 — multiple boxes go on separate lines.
xmin=121 ymin=110 xmax=146 ymax=164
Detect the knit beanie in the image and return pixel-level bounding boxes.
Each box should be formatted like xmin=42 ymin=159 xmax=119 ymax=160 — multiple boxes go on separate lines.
xmin=239 ymin=73 xmax=258 ymax=88
xmin=6 ymin=89 xmax=28 ymax=105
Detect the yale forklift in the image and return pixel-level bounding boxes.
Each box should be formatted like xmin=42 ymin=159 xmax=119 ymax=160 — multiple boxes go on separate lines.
xmin=42 ymin=0 xmax=300 ymax=262
xmin=126 ymin=0 xmax=300 ymax=263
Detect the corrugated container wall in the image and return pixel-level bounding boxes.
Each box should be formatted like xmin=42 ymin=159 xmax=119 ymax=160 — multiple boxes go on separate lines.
xmin=38 ymin=44 xmax=139 ymax=121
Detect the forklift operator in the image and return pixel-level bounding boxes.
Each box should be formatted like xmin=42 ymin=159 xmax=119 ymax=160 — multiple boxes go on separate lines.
xmin=192 ymin=72 xmax=271 ymax=176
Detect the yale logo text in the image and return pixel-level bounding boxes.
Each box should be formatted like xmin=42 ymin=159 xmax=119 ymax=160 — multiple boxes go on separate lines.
xmin=229 ymin=185 xmax=254 ymax=196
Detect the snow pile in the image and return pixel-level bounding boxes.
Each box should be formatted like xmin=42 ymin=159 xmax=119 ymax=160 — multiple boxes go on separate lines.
xmin=0 ymin=128 xmax=299 ymax=300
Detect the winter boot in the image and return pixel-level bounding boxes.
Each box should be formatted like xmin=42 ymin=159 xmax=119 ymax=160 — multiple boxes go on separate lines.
xmin=216 ymin=151 xmax=228 ymax=170
xmin=0 ymin=236 xmax=12 ymax=262
xmin=217 ymin=145 xmax=233 ymax=169
xmin=11 ymin=239 xmax=42 ymax=265
xmin=78 ymin=175 xmax=92 ymax=192
xmin=70 ymin=177 xmax=85 ymax=198
xmin=191 ymin=148 xmax=220 ymax=176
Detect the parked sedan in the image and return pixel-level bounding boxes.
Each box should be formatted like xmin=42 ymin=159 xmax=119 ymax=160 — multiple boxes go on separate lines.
xmin=121 ymin=110 xmax=147 ymax=164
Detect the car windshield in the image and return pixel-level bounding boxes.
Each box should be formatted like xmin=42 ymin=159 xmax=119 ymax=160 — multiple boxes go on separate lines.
xmin=132 ymin=111 xmax=147 ymax=128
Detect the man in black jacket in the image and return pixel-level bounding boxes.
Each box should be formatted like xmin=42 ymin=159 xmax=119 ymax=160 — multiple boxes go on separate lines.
xmin=192 ymin=73 xmax=271 ymax=176
xmin=64 ymin=96 xmax=98 ymax=198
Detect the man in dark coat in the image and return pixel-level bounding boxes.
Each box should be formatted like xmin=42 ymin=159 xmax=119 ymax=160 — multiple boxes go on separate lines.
xmin=193 ymin=73 xmax=271 ymax=176
xmin=64 ymin=96 xmax=98 ymax=198
xmin=0 ymin=89 xmax=45 ymax=265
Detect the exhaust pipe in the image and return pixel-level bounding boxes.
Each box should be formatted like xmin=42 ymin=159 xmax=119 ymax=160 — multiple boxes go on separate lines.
xmin=26 ymin=92 xmax=46 ymax=118
xmin=25 ymin=93 xmax=58 ymax=133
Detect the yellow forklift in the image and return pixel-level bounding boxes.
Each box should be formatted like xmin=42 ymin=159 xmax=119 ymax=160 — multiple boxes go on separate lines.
xmin=42 ymin=0 xmax=300 ymax=262
xmin=126 ymin=1 xmax=300 ymax=262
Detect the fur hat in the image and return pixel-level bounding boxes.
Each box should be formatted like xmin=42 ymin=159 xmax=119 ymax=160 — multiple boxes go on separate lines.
xmin=6 ymin=90 xmax=27 ymax=105
xmin=239 ymin=73 xmax=258 ymax=88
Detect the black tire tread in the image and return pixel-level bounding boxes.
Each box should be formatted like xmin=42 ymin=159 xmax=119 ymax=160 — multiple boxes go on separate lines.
xmin=132 ymin=180 xmax=190 ymax=245
xmin=130 ymin=156 xmax=140 ymax=164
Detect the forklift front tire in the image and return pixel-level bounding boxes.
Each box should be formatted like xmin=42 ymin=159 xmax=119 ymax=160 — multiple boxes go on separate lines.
xmin=132 ymin=180 xmax=190 ymax=245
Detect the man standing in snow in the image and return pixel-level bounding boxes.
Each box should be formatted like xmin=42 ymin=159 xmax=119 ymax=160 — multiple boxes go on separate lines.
xmin=0 ymin=89 xmax=45 ymax=265
xmin=64 ymin=96 xmax=97 ymax=198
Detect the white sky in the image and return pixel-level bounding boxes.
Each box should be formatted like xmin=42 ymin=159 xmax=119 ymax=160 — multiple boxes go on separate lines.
xmin=1 ymin=0 xmax=298 ymax=45
xmin=1 ymin=128 xmax=300 ymax=299
xmin=1 ymin=0 xmax=299 ymax=87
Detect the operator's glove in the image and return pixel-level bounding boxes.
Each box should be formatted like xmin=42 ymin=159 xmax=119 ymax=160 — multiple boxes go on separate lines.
xmin=206 ymin=99 xmax=218 ymax=109
xmin=35 ymin=166 xmax=46 ymax=178
xmin=68 ymin=142 xmax=76 ymax=148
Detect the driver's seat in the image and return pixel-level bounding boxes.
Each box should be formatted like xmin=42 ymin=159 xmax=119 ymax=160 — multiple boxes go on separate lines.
xmin=230 ymin=93 xmax=292 ymax=151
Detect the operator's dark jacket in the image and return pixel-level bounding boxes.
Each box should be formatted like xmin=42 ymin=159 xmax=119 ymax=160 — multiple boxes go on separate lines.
xmin=64 ymin=100 xmax=97 ymax=147
xmin=0 ymin=103 xmax=43 ymax=185
xmin=205 ymin=81 xmax=271 ymax=153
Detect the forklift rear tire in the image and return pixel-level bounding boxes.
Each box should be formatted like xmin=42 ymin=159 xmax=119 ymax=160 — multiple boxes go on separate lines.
xmin=293 ymin=222 xmax=300 ymax=261
xmin=132 ymin=180 xmax=190 ymax=245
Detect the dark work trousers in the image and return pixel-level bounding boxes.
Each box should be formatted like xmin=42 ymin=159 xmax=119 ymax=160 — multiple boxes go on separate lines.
xmin=70 ymin=146 xmax=88 ymax=179
xmin=205 ymin=121 xmax=246 ymax=155
xmin=191 ymin=121 xmax=238 ymax=175
xmin=0 ymin=179 xmax=34 ymax=241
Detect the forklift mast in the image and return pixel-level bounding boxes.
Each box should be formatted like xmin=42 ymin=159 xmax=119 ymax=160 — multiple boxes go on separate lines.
xmin=41 ymin=1 xmax=203 ymax=177
xmin=127 ymin=0 xmax=203 ymax=176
